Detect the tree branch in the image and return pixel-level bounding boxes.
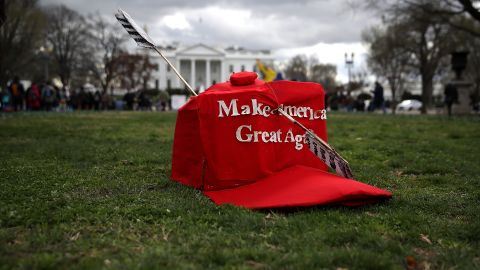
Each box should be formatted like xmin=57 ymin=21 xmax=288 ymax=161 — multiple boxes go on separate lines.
xmin=458 ymin=0 xmax=480 ymax=22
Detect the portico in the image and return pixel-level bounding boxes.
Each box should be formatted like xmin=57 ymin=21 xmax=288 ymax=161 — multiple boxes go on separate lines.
xmin=178 ymin=58 xmax=223 ymax=91
xmin=150 ymin=43 xmax=274 ymax=91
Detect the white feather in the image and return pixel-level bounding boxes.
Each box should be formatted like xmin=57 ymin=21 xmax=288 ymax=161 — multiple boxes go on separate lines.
xmin=115 ymin=9 xmax=155 ymax=48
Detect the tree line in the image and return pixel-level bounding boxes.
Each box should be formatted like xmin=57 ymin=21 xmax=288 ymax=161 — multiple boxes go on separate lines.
xmin=360 ymin=0 xmax=480 ymax=113
xmin=0 ymin=0 xmax=156 ymax=93
xmin=283 ymin=55 xmax=339 ymax=93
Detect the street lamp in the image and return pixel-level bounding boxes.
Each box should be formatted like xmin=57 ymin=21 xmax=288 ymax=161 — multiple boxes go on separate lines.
xmin=451 ymin=51 xmax=469 ymax=80
xmin=345 ymin=52 xmax=354 ymax=93
xmin=37 ymin=46 xmax=51 ymax=81
xmin=353 ymin=71 xmax=368 ymax=87
xmin=449 ymin=51 xmax=472 ymax=115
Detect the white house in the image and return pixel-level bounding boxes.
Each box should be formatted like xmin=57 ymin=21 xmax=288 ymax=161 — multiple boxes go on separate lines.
xmin=148 ymin=43 xmax=275 ymax=91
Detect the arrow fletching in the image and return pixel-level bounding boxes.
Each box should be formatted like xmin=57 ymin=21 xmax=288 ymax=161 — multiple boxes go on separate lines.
xmin=277 ymin=106 xmax=354 ymax=179
xmin=114 ymin=8 xmax=197 ymax=96
xmin=115 ymin=9 xmax=155 ymax=48
xmin=305 ymin=132 xmax=354 ymax=179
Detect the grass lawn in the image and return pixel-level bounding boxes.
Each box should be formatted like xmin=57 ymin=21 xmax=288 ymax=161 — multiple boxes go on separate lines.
xmin=0 ymin=111 xmax=479 ymax=269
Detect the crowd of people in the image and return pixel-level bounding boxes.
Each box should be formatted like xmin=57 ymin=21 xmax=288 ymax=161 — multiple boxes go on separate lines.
xmin=0 ymin=76 xmax=166 ymax=112
xmin=3 ymin=77 xmax=474 ymax=114
xmin=2 ymin=76 xmax=387 ymax=113
xmin=1 ymin=77 xmax=107 ymax=112
xmin=326 ymin=81 xmax=387 ymax=113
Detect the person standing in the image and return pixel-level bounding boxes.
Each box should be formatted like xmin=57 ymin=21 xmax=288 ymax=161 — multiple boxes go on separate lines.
xmin=100 ymin=91 xmax=110 ymax=110
xmin=86 ymin=91 xmax=95 ymax=110
xmin=41 ymin=81 xmax=56 ymax=111
xmin=8 ymin=76 xmax=25 ymax=111
xmin=123 ymin=89 xmax=134 ymax=110
xmin=26 ymin=82 xmax=41 ymax=110
xmin=76 ymin=86 xmax=87 ymax=110
xmin=93 ymin=90 xmax=101 ymax=110
xmin=444 ymin=83 xmax=458 ymax=116
xmin=1 ymin=87 xmax=11 ymax=111
xmin=57 ymin=87 xmax=67 ymax=112
xmin=370 ymin=81 xmax=385 ymax=113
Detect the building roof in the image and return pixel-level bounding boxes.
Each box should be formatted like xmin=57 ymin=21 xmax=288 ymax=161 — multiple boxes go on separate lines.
xmin=154 ymin=43 xmax=274 ymax=60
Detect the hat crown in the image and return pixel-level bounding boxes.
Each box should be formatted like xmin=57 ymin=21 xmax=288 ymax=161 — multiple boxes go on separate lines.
xmin=230 ymin=72 xmax=258 ymax=86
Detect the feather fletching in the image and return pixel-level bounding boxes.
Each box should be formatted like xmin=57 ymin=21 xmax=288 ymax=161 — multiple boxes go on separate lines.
xmin=115 ymin=9 xmax=155 ymax=48
xmin=305 ymin=133 xmax=354 ymax=179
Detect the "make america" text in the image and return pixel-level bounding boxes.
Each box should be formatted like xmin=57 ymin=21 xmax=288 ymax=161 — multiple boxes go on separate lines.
xmin=218 ymin=99 xmax=327 ymax=120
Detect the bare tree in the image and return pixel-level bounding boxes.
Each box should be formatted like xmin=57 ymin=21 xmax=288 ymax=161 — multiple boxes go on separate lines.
xmin=354 ymin=0 xmax=479 ymax=41
xmin=356 ymin=0 xmax=456 ymax=113
xmin=139 ymin=52 xmax=157 ymax=90
xmin=284 ymin=55 xmax=308 ymax=81
xmin=395 ymin=0 xmax=480 ymax=38
xmin=399 ymin=9 xmax=454 ymax=113
xmin=363 ymin=24 xmax=411 ymax=113
xmin=117 ymin=52 xmax=157 ymax=90
xmin=0 ymin=0 xmax=45 ymax=89
xmin=85 ymin=13 xmax=127 ymax=93
xmin=45 ymin=5 xmax=90 ymax=86
xmin=308 ymin=57 xmax=338 ymax=93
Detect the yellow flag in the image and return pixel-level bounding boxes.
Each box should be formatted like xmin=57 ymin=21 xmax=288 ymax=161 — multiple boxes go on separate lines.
xmin=256 ymin=60 xmax=277 ymax=82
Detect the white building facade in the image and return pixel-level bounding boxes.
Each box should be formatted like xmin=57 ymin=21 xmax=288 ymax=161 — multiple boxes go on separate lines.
xmin=149 ymin=43 xmax=275 ymax=91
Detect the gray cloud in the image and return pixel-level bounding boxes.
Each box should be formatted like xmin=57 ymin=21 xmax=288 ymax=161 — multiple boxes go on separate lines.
xmin=39 ymin=0 xmax=378 ymax=50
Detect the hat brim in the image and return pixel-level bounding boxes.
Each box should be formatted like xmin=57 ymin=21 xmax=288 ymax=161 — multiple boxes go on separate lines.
xmin=203 ymin=165 xmax=392 ymax=209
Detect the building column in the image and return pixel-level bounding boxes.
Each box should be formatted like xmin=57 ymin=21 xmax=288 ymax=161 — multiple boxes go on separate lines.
xmin=206 ymin=59 xmax=211 ymax=87
xmin=221 ymin=61 xmax=226 ymax=82
xmin=190 ymin=59 xmax=196 ymax=90
xmin=175 ymin=58 xmax=181 ymax=88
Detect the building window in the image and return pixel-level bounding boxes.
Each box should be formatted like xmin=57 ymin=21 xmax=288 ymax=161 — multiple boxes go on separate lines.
xmin=241 ymin=65 xmax=245 ymax=72
xmin=155 ymin=79 xmax=159 ymax=90
xmin=167 ymin=79 xmax=171 ymax=89
xmin=229 ymin=65 xmax=234 ymax=73
xmin=167 ymin=65 xmax=171 ymax=72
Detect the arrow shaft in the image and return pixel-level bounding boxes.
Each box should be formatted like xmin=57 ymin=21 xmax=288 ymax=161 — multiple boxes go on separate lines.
xmin=153 ymin=47 xmax=197 ymax=97
xmin=277 ymin=107 xmax=333 ymax=151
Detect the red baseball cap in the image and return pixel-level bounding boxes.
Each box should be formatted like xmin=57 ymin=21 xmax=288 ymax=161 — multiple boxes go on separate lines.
xmin=171 ymin=72 xmax=392 ymax=208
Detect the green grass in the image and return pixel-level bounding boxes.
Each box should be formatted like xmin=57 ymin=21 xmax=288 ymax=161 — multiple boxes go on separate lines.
xmin=0 ymin=111 xmax=479 ymax=269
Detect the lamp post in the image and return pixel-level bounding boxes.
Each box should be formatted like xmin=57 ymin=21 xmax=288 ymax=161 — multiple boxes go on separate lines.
xmin=345 ymin=52 xmax=354 ymax=94
xmin=451 ymin=51 xmax=469 ymax=80
xmin=450 ymin=50 xmax=472 ymax=114
xmin=38 ymin=46 xmax=51 ymax=81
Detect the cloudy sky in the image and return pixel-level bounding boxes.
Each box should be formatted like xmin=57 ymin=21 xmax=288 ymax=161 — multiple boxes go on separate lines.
xmin=40 ymin=0 xmax=380 ymax=82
